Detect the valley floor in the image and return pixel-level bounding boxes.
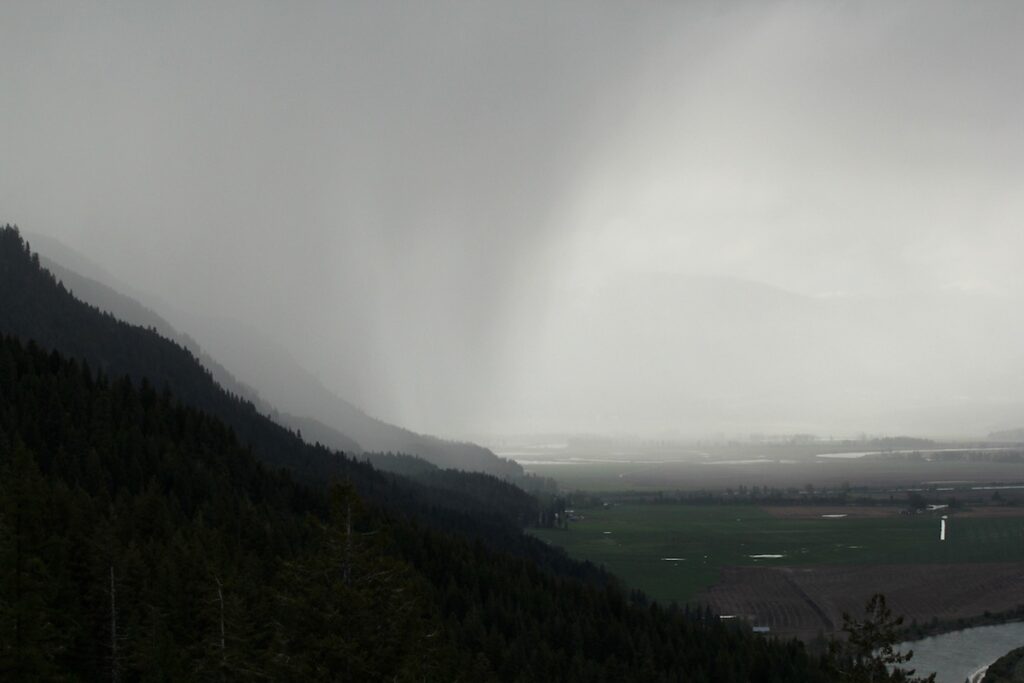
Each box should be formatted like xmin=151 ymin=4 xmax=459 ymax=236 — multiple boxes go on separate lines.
xmin=533 ymin=503 xmax=1024 ymax=640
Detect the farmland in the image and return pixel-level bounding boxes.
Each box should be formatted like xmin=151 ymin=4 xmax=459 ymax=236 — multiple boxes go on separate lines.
xmin=531 ymin=503 xmax=1024 ymax=637
xmin=701 ymin=563 xmax=1024 ymax=641
xmin=517 ymin=455 xmax=1024 ymax=493
xmin=501 ymin=437 xmax=1024 ymax=492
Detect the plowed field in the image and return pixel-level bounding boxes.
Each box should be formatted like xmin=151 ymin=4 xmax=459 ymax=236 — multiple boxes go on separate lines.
xmin=698 ymin=562 xmax=1024 ymax=640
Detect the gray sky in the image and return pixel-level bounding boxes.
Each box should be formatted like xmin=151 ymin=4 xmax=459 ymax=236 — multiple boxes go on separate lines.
xmin=3 ymin=1 xmax=1024 ymax=439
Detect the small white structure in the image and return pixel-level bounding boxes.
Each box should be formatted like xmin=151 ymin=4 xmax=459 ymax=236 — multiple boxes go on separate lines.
xmin=940 ymin=516 xmax=947 ymax=541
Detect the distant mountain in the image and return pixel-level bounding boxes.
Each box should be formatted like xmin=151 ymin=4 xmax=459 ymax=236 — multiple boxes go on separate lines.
xmin=1 ymin=227 xmax=370 ymax=486
xmin=34 ymin=247 xmax=362 ymax=457
xmin=2 ymin=227 xmax=541 ymax=520
xmin=533 ymin=270 xmax=1024 ymax=437
xmin=153 ymin=310 xmax=524 ymax=479
xmin=272 ymin=375 xmax=522 ymax=478
xmin=27 ymin=231 xmax=273 ymax=409
xmin=6 ymin=223 xmax=580 ymax=566
xmin=26 ymin=231 xmax=521 ymax=479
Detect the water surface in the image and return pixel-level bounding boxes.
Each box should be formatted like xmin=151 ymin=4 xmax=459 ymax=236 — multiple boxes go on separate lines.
xmin=900 ymin=621 xmax=1024 ymax=683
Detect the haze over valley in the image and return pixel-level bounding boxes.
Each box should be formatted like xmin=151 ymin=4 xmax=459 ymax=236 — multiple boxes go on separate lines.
xmin=5 ymin=1 xmax=1024 ymax=443
xmin=3 ymin=2 xmax=1024 ymax=681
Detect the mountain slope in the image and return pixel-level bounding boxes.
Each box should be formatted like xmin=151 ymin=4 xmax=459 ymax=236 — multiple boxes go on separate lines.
xmin=150 ymin=313 xmax=524 ymax=477
xmin=1 ymin=227 xmax=353 ymax=485
xmin=0 ymin=335 xmax=469 ymax=679
xmin=28 ymin=231 xmax=520 ymax=478
xmin=38 ymin=252 xmax=307 ymax=429
xmin=4 ymin=226 xmax=591 ymax=577
xmin=4 ymin=227 xmax=543 ymax=521
xmin=0 ymin=333 xmax=832 ymax=681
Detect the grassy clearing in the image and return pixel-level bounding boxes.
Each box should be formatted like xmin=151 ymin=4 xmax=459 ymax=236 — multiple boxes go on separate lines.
xmin=530 ymin=504 xmax=1024 ymax=605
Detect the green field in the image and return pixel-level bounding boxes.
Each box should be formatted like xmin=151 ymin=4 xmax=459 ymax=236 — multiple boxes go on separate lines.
xmin=530 ymin=505 xmax=1024 ymax=604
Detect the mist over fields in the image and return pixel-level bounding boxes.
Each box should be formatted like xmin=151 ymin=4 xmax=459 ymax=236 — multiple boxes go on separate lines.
xmin=6 ymin=4 xmax=1024 ymax=681
xmin=4 ymin=1 xmax=1024 ymax=441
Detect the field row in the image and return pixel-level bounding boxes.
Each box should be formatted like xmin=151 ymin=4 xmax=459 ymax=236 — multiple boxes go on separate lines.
xmin=699 ymin=562 xmax=1024 ymax=639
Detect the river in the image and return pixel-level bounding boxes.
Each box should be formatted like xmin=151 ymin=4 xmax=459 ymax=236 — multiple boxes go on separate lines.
xmin=899 ymin=621 xmax=1024 ymax=683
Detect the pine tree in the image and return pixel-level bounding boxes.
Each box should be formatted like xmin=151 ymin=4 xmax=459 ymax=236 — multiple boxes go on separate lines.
xmin=828 ymin=594 xmax=936 ymax=683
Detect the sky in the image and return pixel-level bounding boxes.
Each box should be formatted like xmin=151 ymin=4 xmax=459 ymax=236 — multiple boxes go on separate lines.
xmin=3 ymin=1 xmax=1024 ymax=439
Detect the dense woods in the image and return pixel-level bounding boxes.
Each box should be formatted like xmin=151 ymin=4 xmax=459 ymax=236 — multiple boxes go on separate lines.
xmin=0 ymin=334 xmax=465 ymax=679
xmin=0 ymin=224 xmax=925 ymax=680
xmin=0 ymin=333 xmax=837 ymax=680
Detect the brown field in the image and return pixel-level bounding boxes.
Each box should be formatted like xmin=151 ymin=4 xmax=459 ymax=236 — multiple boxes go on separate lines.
xmin=697 ymin=562 xmax=1024 ymax=641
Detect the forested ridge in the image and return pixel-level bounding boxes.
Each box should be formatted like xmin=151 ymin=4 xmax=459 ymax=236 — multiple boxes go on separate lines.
xmin=32 ymin=232 xmax=525 ymax=480
xmin=0 ymin=226 xmax=557 ymax=557
xmin=36 ymin=237 xmax=531 ymax=480
xmin=0 ymin=225 xmax=840 ymax=680
xmin=0 ymin=226 xmax=522 ymax=485
xmin=0 ymin=335 xmax=834 ymax=680
xmin=0 ymin=335 xmax=467 ymax=679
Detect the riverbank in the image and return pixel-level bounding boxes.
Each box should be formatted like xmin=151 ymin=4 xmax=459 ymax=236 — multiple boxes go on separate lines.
xmin=980 ymin=645 xmax=1024 ymax=682
xmin=898 ymin=622 xmax=1024 ymax=683
xmin=902 ymin=605 xmax=1024 ymax=641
